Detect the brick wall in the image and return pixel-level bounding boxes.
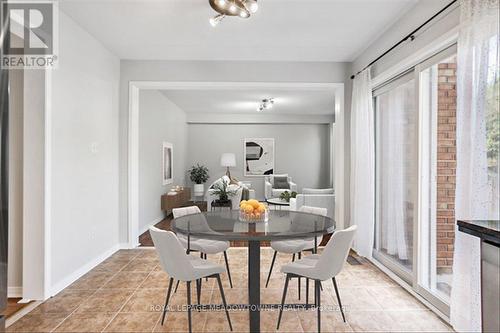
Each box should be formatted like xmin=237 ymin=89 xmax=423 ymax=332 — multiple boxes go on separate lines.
xmin=436 ymin=62 xmax=457 ymax=271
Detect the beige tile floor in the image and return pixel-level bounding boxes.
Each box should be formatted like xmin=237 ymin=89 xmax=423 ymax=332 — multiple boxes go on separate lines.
xmin=7 ymin=248 xmax=453 ymax=332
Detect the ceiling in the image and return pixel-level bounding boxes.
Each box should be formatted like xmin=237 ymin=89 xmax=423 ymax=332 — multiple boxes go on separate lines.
xmin=160 ymin=88 xmax=335 ymax=115
xmin=60 ymin=0 xmax=417 ymax=62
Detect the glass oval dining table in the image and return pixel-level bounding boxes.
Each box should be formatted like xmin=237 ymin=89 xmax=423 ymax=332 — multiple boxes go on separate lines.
xmin=171 ymin=209 xmax=336 ymax=332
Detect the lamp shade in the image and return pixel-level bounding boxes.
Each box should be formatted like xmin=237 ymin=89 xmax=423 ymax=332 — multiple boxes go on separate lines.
xmin=220 ymin=153 xmax=236 ymax=167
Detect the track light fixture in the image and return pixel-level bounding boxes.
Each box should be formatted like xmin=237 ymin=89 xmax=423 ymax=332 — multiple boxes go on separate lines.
xmin=208 ymin=0 xmax=258 ymax=27
xmin=257 ymin=98 xmax=274 ymax=112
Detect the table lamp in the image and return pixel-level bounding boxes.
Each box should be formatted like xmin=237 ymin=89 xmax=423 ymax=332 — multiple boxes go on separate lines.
xmin=220 ymin=153 xmax=236 ymax=180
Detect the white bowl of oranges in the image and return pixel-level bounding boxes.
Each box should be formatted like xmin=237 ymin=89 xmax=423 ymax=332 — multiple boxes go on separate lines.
xmin=239 ymin=199 xmax=269 ymax=222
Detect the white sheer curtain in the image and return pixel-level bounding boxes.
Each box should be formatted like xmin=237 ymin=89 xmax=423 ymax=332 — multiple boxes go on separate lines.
xmin=451 ymin=0 xmax=499 ymax=332
xmin=378 ymin=82 xmax=413 ymax=260
xmin=350 ymin=68 xmax=375 ymax=258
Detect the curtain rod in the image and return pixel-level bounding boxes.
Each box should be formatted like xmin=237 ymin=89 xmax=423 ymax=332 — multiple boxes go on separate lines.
xmin=350 ymin=0 xmax=458 ymax=80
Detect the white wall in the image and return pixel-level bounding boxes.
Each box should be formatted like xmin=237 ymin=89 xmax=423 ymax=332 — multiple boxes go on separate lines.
xmin=119 ymin=60 xmax=349 ymax=243
xmin=187 ymin=123 xmax=331 ymax=200
xmin=23 ymin=69 xmax=46 ymax=300
xmin=8 ymin=66 xmax=23 ymax=297
xmin=139 ymin=91 xmax=187 ymax=232
xmin=48 ymin=11 xmax=120 ymax=294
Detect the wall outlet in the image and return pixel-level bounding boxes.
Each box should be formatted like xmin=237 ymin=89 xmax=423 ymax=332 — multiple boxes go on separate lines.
xmin=90 ymin=142 xmax=99 ymax=154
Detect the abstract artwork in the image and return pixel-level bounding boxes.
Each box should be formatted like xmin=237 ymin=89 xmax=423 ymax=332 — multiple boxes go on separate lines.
xmin=162 ymin=142 xmax=173 ymax=185
xmin=244 ymin=138 xmax=274 ymax=176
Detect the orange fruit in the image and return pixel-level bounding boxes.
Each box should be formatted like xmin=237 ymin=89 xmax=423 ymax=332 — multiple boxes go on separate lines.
xmin=248 ymin=199 xmax=260 ymax=209
xmin=244 ymin=205 xmax=254 ymax=214
xmin=240 ymin=200 xmax=247 ymax=207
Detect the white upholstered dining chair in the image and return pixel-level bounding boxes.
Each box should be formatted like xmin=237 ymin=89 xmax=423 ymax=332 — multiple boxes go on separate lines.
xmin=265 ymin=205 xmax=328 ymax=292
xmin=172 ymin=206 xmax=233 ymax=287
xmin=149 ymin=227 xmax=233 ymax=332
xmin=276 ymin=225 xmax=357 ymax=332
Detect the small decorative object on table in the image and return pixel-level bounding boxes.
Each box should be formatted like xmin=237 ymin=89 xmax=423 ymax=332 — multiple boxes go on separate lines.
xmin=211 ymin=178 xmax=237 ymax=202
xmin=279 ymin=190 xmax=297 ymax=202
xmin=239 ymin=199 xmax=269 ymax=222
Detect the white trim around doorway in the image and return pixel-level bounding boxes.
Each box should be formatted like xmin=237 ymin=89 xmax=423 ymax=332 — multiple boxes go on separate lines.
xmin=127 ymin=81 xmax=345 ymax=248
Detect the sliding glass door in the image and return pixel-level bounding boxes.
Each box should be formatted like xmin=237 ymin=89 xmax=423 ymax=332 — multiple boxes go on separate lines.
xmin=417 ymin=46 xmax=458 ymax=313
xmin=373 ymin=45 xmax=458 ymax=315
xmin=373 ymin=71 xmax=418 ymax=283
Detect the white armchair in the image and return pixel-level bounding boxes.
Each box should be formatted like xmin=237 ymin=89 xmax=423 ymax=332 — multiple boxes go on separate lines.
xmin=205 ymin=176 xmax=244 ymax=210
xmin=264 ymin=174 xmax=297 ymax=200
xmin=290 ymin=188 xmax=335 ymax=219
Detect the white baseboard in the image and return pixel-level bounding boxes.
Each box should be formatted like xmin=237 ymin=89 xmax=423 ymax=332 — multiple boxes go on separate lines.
xmin=119 ymin=242 xmax=141 ymax=249
xmin=8 ymin=287 xmax=22 ymax=298
xmin=139 ymin=216 xmax=164 ymax=236
xmin=49 ymin=244 xmax=120 ymax=297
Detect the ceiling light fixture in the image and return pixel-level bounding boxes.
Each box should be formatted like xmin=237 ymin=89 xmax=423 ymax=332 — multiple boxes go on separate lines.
xmin=245 ymin=0 xmax=258 ymax=13
xmin=257 ymin=98 xmax=274 ymax=112
xmin=208 ymin=0 xmax=257 ymax=27
xmin=209 ymin=14 xmax=226 ymax=27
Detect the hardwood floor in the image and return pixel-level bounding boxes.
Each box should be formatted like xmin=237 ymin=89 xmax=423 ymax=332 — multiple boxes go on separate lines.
xmin=139 ymin=201 xmax=206 ymax=247
xmin=2 ymin=299 xmax=32 ymax=319
xmin=139 ymin=217 xmax=173 ymax=247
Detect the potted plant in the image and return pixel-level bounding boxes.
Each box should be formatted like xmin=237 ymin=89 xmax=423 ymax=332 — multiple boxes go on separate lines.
xmin=279 ymin=191 xmax=297 ymax=202
xmin=188 ymin=164 xmax=209 ymax=197
xmin=211 ymin=179 xmax=237 ymax=204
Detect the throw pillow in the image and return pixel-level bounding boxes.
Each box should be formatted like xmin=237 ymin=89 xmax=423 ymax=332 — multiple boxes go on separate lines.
xmin=273 ymin=176 xmax=290 ymax=189
xmin=270 ymin=174 xmax=288 ymax=185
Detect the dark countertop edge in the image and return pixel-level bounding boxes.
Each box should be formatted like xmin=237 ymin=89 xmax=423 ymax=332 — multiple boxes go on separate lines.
xmin=457 ymin=220 xmax=500 ymax=247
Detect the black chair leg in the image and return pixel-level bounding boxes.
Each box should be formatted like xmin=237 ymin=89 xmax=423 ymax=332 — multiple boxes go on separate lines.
xmin=186 ymin=281 xmax=192 ymax=333
xmin=314 ymin=282 xmax=322 ymax=305
xmin=314 ymin=280 xmax=317 ymax=306
xmin=196 ymin=279 xmax=201 ymax=310
xmin=332 ymin=277 xmax=346 ymax=322
xmin=277 ymin=274 xmax=291 ymax=330
xmin=306 ymin=278 xmax=309 ymax=305
xmin=216 ymin=274 xmax=233 ymax=331
xmin=174 ymin=280 xmax=180 ymax=293
xmin=203 ymin=254 xmax=209 ymax=281
xmin=223 ymin=251 xmax=233 ymax=288
xmin=265 ymin=251 xmax=277 ymax=288
xmin=298 ymin=276 xmax=301 ymax=300
xmin=292 ymin=253 xmax=296 ymax=262
xmin=316 ymin=280 xmax=321 ymax=333
xmin=161 ymin=277 xmax=174 ymax=325
xmin=297 ymin=253 xmax=302 ymax=300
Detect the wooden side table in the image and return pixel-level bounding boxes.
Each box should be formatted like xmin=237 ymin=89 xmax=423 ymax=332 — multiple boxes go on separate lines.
xmin=211 ymin=200 xmax=232 ymax=211
xmin=161 ymin=188 xmax=191 ymax=216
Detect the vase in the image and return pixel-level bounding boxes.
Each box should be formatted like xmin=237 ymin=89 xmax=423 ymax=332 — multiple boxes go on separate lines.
xmin=194 ymin=183 xmax=204 ymax=197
